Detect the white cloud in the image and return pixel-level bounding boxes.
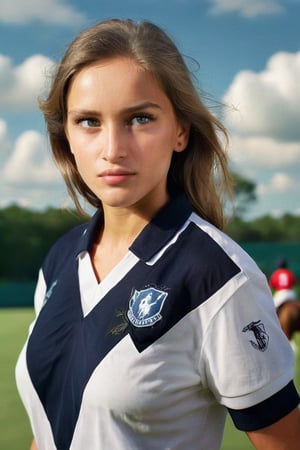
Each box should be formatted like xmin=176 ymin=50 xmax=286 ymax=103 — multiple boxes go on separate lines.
xmin=208 ymin=0 xmax=284 ymax=17
xmin=0 ymin=118 xmax=11 ymax=158
xmin=3 ymin=130 xmax=61 ymax=185
xmin=0 ymin=54 xmax=54 ymax=112
xmin=223 ymin=51 xmax=300 ymax=141
xmin=1 ymin=125 xmax=68 ymax=209
xmin=228 ymin=135 xmax=300 ymax=170
xmin=0 ymin=118 xmax=8 ymax=142
xmin=258 ymin=173 xmax=298 ymax=196
xmin=254 ymin=172 xmax=300 ymax=217
xmin=223 ymin=49 xmax=300 ymax=219
xmin=0 ymin=0 xmax=86 ymax=26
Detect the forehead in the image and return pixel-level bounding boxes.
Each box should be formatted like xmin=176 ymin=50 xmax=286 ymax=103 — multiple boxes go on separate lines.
xmin=67 ymin=57 xmax=169 ymax=108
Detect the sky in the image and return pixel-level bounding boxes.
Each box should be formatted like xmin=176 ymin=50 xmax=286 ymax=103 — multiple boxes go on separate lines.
xmin=0 ymin=0 xmax=300 ymax=220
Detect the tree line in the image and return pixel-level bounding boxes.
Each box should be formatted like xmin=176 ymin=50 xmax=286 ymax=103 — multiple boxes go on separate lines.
xmin=1 ymin=204 xmax=300 ymax=281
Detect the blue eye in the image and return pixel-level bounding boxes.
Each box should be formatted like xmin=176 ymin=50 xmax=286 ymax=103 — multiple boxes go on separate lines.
xmin=77 ymin=118 xmax=100 ymax=128
xmin=131 ymin=114 xmax=154 ymax=125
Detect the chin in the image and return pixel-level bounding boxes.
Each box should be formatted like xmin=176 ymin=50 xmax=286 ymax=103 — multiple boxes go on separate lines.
xmin=100 ymin=195 xmax=137 ymax=209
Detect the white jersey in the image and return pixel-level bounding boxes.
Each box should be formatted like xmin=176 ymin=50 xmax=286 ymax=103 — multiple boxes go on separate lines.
xmin=16 ymin=194 xmax=299 ymax=450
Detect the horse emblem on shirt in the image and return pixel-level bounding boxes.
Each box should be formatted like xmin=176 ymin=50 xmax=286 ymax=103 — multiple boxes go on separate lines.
xmin=242 ymin=320 xmax=269 ymax=352
xmin=127 ymin=287 xmax=168 ymax=327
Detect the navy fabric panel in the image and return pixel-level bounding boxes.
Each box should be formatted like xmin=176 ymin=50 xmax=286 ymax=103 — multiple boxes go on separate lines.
xmin=42 ymin=213 xmax=102 ymax=286
xmin=128 ymin=222 xmax=241 ymax=352
xmin=27 ymin=256 xmax=84 ymax=450
xmin=228 ymin=381 xmax=300 ymax=431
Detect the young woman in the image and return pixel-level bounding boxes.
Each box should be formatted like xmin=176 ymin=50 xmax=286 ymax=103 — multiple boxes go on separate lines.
xmin=16 ymin=19 xmax=300 ymax=450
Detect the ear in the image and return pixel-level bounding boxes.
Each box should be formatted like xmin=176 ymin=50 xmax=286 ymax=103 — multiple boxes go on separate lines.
xmin=174 ymin=121 xmax=190 ymax=153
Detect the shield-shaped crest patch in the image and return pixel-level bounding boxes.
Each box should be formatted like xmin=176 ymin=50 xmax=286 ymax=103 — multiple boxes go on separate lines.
xmin=127 ymin=287 xmax=168 ymax=328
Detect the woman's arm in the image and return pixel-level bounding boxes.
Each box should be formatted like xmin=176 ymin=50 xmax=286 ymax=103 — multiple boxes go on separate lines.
xmin=30 ymin=438 xmax=38 ymax=450
xmin=246 ymin=407 xmax=300 ymax=449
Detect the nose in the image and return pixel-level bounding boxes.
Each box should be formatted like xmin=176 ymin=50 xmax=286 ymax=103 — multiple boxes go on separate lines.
xmin=102 ymin=123 xmax=127 ymax=162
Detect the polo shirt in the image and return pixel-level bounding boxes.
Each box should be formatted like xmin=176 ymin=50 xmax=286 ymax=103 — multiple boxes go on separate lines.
xmin=16 ymin=194 xmax=299 ymax=450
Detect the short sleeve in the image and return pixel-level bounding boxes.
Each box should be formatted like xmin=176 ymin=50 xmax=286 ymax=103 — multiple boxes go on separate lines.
xmin=200 ymin=273 xmax=295 ymax=410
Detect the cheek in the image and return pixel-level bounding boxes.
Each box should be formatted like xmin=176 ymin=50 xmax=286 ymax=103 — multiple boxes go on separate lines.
xmin=155 ymin=129 xmax=179 ymax=159
xmin=73 ymin=153 xmax=92 ymax=172
xmin=68 ymin=144 xmax=90 ymax=173
xmin=66 ymin=126 xmax=90 ymax=153
xmin=69 ymin=135 xmax=94 ymax=161
xmin=161 ymin=125 xmax=181 ymax=150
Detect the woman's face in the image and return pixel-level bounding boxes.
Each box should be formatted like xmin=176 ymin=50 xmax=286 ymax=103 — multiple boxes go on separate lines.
xmin=65 ymin=57 xmax=189 ymax=216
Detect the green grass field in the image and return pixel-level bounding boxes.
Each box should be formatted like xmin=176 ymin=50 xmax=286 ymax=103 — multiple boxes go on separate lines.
xmin=1 ymin=308 xmax=300 ymax=450
xmin=0 ymin=308 xmax=34 ymax=449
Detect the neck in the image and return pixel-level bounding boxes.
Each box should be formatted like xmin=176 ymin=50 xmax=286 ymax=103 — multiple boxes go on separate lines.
xmin=100 ymin=193 xmax=170 ymax=245
xmin=91 ymin=208 xmax=149 ymax=283
xmin=102 ymin=210 xmax=148 ymax=246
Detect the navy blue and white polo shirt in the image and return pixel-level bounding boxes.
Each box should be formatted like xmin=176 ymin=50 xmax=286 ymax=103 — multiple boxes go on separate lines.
xmin=16 ymin=194 xmax=299 ymax=450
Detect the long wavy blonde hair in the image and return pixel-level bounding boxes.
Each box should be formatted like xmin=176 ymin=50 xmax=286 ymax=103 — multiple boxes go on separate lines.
xmin=39 ymin=19 xmax=232 ymax=230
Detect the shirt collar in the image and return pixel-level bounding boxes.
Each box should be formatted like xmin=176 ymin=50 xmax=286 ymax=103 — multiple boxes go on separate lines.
xmin=131 ymin=193 xmax=193 ymax=261
xmin=76 ymin=193 xmax=193 ymax=261
xmin=75 ymin=209 xmax=104 ymax=255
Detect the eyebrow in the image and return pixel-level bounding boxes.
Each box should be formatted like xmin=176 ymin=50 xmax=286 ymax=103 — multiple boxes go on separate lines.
xmin=123 ymin=102 xmax=162 ymax=113
xmin=68 ymin=102 xmax=162 ymax=116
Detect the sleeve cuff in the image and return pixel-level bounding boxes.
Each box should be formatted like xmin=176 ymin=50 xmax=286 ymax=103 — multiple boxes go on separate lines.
xmin=228 ymin=381 xmax=300 ymax=431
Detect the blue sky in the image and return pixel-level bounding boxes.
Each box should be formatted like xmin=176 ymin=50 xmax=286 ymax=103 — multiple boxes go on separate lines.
xmin=0 ymin=0 xmax=299 ymax=219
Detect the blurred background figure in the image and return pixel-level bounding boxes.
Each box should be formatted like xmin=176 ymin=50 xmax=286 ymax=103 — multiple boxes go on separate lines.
xmin=270 ymin=257 xmax=297 ymax=308
xmin=269 ymin=257 xmax=299 ymax=341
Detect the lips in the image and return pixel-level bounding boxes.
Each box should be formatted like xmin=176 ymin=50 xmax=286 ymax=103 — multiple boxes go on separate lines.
xmin=98 ymin=169 xmax=135 ymax=185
